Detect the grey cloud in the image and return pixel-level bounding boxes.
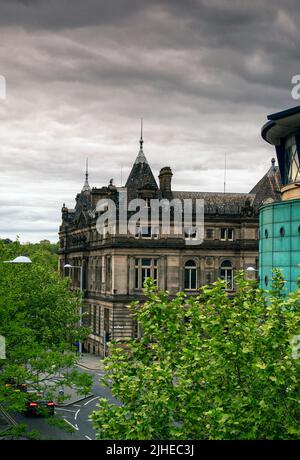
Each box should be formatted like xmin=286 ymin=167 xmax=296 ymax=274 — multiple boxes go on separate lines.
xmin=0 ymin=0 xmax=298 ymax=241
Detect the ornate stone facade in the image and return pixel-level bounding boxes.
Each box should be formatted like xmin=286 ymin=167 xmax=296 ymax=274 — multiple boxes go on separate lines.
xmin=59 ymin=137 xmax=281 ymax=356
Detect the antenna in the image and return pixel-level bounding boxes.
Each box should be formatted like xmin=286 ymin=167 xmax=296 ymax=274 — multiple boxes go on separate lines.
xmin=223 ymin=153 xmax=226 ymax=193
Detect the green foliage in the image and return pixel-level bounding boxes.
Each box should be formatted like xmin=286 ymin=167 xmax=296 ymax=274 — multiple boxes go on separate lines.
xmin=0 ymin=238 xmax=59 ymax=270
xmin=91 ymin=273 xmax=300 ymax=440
xmin=0 ymin=240 xmax=92 ymax=414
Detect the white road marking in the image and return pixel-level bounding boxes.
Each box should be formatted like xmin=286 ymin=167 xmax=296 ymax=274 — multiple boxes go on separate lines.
xmin=74 ymin=409 xmax=80 ymax=420
xmin=85 ymin=435 xmax=92 ymax=440
xmin=73 ymin=404 xmax=82 ymax=407
xmin=55 ymin=408 xmax=77 ymax=413
xmin=63 ymin=418 xmax=79 ymax=431
xmin=83 ymin=396 xmax=99 ymax=406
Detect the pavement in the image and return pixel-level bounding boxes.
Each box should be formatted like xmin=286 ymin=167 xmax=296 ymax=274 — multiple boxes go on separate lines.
xmin=77 ymin=353 xmax=105 ymax=372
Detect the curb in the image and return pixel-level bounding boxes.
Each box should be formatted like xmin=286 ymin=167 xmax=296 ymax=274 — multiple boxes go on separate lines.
xmin=77 ymin=363 xmax=105 ymax=372
xmin=55 ymin=393 xmax=94 ymax=407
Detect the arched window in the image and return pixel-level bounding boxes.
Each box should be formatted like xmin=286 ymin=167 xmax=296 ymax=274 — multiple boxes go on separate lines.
xmin=220 ymin=260 xmax=233 ymax=290
xmin=184 ymin=260 xmax=197 ymax=290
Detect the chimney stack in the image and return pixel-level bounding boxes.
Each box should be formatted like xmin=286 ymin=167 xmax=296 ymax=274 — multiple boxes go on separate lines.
xmin=159 ymin=167 xmax=173 ymax=196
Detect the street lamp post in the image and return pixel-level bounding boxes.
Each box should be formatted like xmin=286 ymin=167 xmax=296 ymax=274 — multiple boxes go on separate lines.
xmin=64 ymin=263 xmax=83 ymax=355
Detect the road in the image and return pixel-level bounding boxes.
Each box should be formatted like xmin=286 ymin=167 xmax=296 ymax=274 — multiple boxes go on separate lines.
xmin=9 ymin=366 xmax=118 ymax=440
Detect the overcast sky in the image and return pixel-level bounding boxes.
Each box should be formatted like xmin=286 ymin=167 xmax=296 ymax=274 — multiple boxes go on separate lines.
xmin=0 ymin=0 xmax=300 ymax=242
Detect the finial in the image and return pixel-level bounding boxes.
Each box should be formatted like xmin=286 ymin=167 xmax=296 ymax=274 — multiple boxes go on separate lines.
xmin=271 ymin=157 xmax=276 ymax=167
xmin=139 ymin=117 xmax=143 ymax=151
xmin=82 ymin=157 xmax=91 ymax=192
xmin=85 ymin=158 xmax=88 ymax=181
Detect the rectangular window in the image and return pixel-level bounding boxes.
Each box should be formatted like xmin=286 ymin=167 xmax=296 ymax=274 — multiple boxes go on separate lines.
xmin=134 ymin=258 xmax=158 ymax=289
xmin=220 ymin=228 xmax=227 ymax=240
xmin=220 ymin=228 xmax=234 ymax=241
xmin=135 ymin=224 xmax=140 ymax=238
xmin=93 ymin=306 xmax=97 ymax=334
xmin=141 ymin=258 xmax=151 ymax=286
xmin=206 ymin=228 xmax=213 ymax=239
xmin=89 ymin=305 xmax=92 ymax=328
xmin=97 ymin=306 xmax=101 ymax=336
xmin=184 ymin=227 xmax=198 ymax=240
xmin=106 ymin=258 xmax=111 ymax=291
xmin=95 ymin=263 xmax=101 ymax=291
xmin=153 ymin=260 xmax=158 ymax=284
xmin=141 ymin=226 xmax=151 ymax=238
xmin=104 ymin=308 xmax=109 ymax=338
xmin=134 ymin=258 xmax=139 ymax=289
xmin=152 ymin=226 xmax=159 ymax=238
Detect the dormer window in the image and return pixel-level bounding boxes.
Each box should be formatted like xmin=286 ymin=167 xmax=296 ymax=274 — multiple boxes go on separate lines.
xmin=141 ymin=226 xmax=151 ymax=238
xmin=220 ymin=228 xmax=234 ymax=241
xmin=144 ymin=198 xmax=151 ymax=208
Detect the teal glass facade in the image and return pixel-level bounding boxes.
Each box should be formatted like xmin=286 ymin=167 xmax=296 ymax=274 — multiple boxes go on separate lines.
xmin=259 ymin=198 xmax=300 ymax=292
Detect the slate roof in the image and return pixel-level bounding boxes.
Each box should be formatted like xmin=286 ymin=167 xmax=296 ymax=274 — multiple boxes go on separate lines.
xmin=249 ymin=163 xmax=282 ymax=206
xmin=172 ymin=191 xmax=255 ymax=215
xmin=125 ymin=144 xmax=158 ymax=200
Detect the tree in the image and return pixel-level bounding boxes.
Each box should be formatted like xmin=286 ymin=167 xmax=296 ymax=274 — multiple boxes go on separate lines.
xmin=0 ymin=240 xmax=92 ymax=415
xmin=1 ymin=238 xmax=59 ymax=270
xmin=91 ymin=272 xmax=300 ymax=440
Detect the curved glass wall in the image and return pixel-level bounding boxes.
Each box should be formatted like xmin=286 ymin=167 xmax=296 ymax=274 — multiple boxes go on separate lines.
xmin=284 ymin=135 xmax=300 ymax=184
xmin=259 ymin=198 xmax=300 ymax=293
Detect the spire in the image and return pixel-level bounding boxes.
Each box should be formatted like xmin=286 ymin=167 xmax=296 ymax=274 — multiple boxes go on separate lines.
xmin=82 ymin=158 xmax=91 ymax=192
xmin=140 ymin=117 xmax=143 ymax=150
xmin=125 ymin=120 xmax=158 ymax=195
xmin=135 ymin=117 xmax=148 ymax=164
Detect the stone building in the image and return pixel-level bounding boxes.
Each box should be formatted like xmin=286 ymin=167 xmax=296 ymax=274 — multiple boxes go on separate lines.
xmin=59 ymin=134 xmax=281 ymax=356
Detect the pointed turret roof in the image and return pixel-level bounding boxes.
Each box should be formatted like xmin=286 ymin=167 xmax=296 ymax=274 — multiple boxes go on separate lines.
xmin=125 ymin=121 xmax=158 ymax=198
xmin=250 ymin=158 xmax=282 ymax=205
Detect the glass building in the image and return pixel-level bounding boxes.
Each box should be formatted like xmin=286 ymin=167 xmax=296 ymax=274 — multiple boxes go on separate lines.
xmin=261 ymin=105 xmax=300 ymax=292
